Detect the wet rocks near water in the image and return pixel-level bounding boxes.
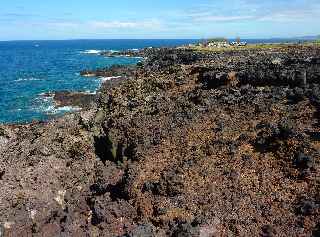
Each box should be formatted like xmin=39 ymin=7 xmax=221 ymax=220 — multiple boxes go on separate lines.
xmin=100 ymin=49 xmax=144 ymax=58
xmin=49 ymin=91 xmax=96 ymax=109
xmin=1 ymin=44 xmax=320 ymax=236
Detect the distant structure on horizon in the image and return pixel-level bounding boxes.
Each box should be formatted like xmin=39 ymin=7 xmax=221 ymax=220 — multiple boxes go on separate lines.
xmin=230 ymin=37 xmax=247 ymax=46
xmin=192 ymin=37 xmax=247 ymax=48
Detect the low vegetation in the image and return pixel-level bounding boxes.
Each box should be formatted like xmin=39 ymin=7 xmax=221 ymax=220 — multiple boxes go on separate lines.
xmin=186 ymin=42 xmax=320 ymax=52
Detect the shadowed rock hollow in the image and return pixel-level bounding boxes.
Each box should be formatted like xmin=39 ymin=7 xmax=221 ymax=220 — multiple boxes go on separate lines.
xmin=0 ymin=45 xmax=320 ymax=236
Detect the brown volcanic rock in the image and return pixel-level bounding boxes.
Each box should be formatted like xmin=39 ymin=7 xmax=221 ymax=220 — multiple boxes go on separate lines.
xmin=0 ymin=111 xmax=138 ymax=237
xmin=93 ymin=45 xmax=320 ymax=236
xmin=1 ymin=45 xmax=320 ymax=236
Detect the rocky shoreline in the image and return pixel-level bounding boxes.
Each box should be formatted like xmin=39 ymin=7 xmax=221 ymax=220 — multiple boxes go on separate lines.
xmin=80 ymin=64 xmax=138 ymax=79
xmin=0 ymin=45 xmax=320 ymax=236
xmin=42 ymin=91 xmax=97 ymax=109
xmin=99 ymin=49 xmax=145 ymax=58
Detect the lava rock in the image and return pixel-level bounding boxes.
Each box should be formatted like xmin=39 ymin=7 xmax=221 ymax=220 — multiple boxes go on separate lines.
xmin=126 ymin=224 xmax=157 ymax=237
xmin=171 ymin=222 xmax=199 ymax=237
xmin=298 ymin=200 xmax=318 ymax=216
xmin=261 ymin=225 xmax=275 ymax=237
xmin=294 ymin=153 xmax=314 ymax=170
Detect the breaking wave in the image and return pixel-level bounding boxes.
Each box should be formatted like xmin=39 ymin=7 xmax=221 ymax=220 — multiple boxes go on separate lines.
xmin=80 ymin=49 xmax=103 ymax=54
xmin=34 ymin=94 xmax=81 ymax=115
xmin=99 ymin=76 xmax=123 ymax=82
xmin=15 ymin=77 xmax=42 ymax=82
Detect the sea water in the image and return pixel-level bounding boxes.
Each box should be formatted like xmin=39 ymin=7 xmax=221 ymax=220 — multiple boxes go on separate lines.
xmin=0 ymin=39 xmax=198 ymax=123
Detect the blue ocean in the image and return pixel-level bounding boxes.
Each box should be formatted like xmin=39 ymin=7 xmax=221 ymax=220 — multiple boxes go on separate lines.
xmin=0 ymin=39 xmax=200 ymax=124
xmin=0 ymin=38 xmax=310 ymax=124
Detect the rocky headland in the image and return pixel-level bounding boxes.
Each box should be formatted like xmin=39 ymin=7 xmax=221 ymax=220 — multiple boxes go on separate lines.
xmin=99 ymin=49 xmax=144 ymax=58
xmin=0 ymin=45 xmax=320 ymax=236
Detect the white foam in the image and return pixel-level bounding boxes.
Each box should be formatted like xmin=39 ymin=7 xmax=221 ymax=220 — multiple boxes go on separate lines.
xmin=34 ymin=94 xmax=81 ymax=115
xmin=15 ymin=77 xmax=41 ymax=82
xmin=99 ymin=76 xmax=122 ymax=82
xmin=81 ymin=49 xmax=102 ymax=54
xmin=39 ymin=92 xmax=53 ymax=96
xmin=42 ymin=104 xmax=81 ymax=115
xmin=42 ymin=105 xmax=55 ymax=113
xmin=104 ymin=55 xmax=143 ymax=59
xmin=84 ymin=90 xmax=97 ymax=95
xmin=55 ymin=106 xmax=82 ymax=113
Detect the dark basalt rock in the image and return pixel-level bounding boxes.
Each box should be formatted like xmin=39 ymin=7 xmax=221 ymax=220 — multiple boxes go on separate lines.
xmin=100 ymin=49 xmax=144 ymax=58
xmin=294 ymin=153 xmax=314 ymax=170
xmin=298 ymin=199 xmax=318 ymax=216
xmin=171 ymin=222 xmax=199 ymax=237
xmin=80 ymin=64 xmax=137 ymax=78
xmin=253 ymin=121 xmax=295 ymax=152
xmin=312 ymin=224 xmax=320 ymax=237
xmin=124 ymin=224 xmax=157 ymax=237
xmin=198 ymin=58 xmax=320 ymax=89
xmin=261 ymin=225 xmax=276 ymax=237
xmin=50 ymin=91 xmax=96 ymax=108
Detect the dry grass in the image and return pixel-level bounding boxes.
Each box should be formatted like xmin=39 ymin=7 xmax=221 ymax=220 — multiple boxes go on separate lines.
xmin=181 ymin=42 xmax=320 ymax=53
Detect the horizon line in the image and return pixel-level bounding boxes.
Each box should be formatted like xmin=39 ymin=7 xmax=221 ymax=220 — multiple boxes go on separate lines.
xmin=0 ymin=35 xmax=318 ymax=43
xmin=1 ymin=38 xmax=201 ymax=42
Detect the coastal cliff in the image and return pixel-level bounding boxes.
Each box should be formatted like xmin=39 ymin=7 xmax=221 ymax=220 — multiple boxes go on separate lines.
xmin=0 ymin=45 xmax=320 ymax=236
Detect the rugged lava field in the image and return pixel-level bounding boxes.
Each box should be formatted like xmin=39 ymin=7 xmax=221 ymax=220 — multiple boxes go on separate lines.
xmin=0 ymin=45 xmax=320 ymax=236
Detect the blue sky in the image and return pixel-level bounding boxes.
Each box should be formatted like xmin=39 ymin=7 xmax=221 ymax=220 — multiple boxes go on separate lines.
xmin=0 ymin=0 xmax=319 ymax=40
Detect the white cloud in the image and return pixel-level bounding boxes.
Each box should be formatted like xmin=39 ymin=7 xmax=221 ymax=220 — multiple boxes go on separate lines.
xmin=88 ymin=19 xmax=162 ymax=30
xmin=47 ymin=22 xmax=80 ymax=28
xmin=173 ymin=0 xmax=320 ymax=24
xmin=258 ymin=9 xmax=320 ymax=22
xmin=193 ymin=15 xmax=255 ymax=22
xmin=89 ymin=21 xmax=138 ymax=29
